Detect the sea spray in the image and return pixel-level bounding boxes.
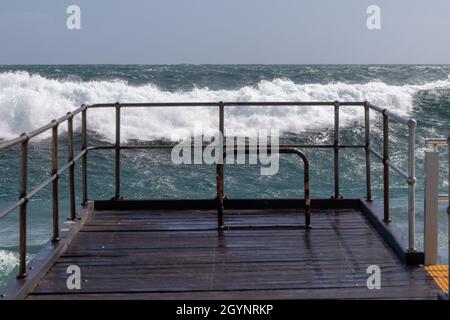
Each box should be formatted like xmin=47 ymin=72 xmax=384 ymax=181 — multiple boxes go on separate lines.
xmin=1 ymin=71 xmax=449 ymax=142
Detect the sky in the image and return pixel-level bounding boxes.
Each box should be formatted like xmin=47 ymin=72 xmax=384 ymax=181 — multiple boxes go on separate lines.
xmin=0 ymin=0 xmax=450 ymax=64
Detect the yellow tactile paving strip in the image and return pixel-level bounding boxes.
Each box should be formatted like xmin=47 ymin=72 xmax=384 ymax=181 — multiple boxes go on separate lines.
xmin=425 ymin=265 xmax=449 ymax=292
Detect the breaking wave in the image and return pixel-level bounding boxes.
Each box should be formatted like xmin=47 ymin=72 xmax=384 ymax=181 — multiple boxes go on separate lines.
xmin=1 ymin=71 xmax=449 ymax=142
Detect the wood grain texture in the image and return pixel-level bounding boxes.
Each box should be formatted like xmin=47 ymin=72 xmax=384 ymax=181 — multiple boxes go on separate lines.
xmin=27 ymin=209 xmax=439 ymax=300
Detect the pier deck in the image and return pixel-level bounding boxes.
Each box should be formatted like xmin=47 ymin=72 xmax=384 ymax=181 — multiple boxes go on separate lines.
xmin=1 ymin=101 xmax=447 ymax=300
xmin=24 ymin=207 xmax=439 ymax=300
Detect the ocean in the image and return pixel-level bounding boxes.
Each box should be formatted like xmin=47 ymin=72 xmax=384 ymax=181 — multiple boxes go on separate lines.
xmin=0 ymin=65 xmax=449 ymax=286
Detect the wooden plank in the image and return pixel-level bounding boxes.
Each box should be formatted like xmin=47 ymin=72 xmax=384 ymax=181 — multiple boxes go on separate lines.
xmin=25 ymin=209 xmax=440 ymax=300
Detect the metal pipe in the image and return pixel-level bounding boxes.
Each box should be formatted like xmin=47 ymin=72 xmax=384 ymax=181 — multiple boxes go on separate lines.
xmin=216 ymin=102 xmax=225 ymax=229
xmin=1 ymin=102 xmax=416 ymax=154
xmin=364 ymin=102 xmax=372 ymax=201
xmin=0 ymin=149 xmax=87 ymax=221
xmin=88 ymin=101 xmax=367 ymax=108
xmin=407 ymin=120 xmax=417 ymax=251
xmin=0 ymin=199 xmax=25 ymax=220
xmin=67 ymin=113 xmax=76 ymax=220
xmin=88 ymin=143 xmax=366 ymax=151
xmin=447 ymin=137 xmax=450 ymax=298
xmin=0 ymin=105 xmax=86 ymax=152
xmin=425 ymin=138 xmax=448 ymax=147
xmin=369 ymin=147 xmax=383 ymax=161
xmin=114 ymin=103 xmax=121 ymax=200
xmin=81 ymin=108 xmax=88 ymax=205
xmin=224 ymin=147 xmax=311 ymax=228
xmin=366 ymin=102 xmax=413 ymax=125
xmin=282 ymin=149 xmax=310 ymax=228
xmin=51 ymin=122 xmax=59 ymax=242
xmin=383 ymin=113 xmax=390 ymax=222
xmin=424 ymin=151 xmax=439 ymax=265
xmin=333 ymin=101 xmax=340 ymax=199
xmin=17 ymin=135 xmax=29 ymax=279
xmin=385 ymin=159 xmax=410 ymax=181
xmin=384 ymin=109 xmax=411 ymax=126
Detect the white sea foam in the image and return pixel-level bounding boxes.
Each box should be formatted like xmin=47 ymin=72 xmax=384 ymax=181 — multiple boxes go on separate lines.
xmin=1 ymin=71 xmax=449 ymax=142
xmin=0 ymin=249 xmax=18 ymax=279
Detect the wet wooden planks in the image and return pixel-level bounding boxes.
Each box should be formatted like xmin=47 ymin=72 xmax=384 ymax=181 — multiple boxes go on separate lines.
xmin=27 ymin=209 xmax=439 ymax=299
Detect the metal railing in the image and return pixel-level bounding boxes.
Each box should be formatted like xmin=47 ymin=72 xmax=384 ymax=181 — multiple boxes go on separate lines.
xmin=0 ymin=101 xmax=417 ymax=279
xmin=425 ymin=138 xmax=450 ymax=299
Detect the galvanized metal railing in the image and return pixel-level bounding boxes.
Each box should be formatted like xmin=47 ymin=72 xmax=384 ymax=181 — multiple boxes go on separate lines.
xmin=425 ymin=137 xmax=450 ymax=299
xmin=0 ymin=101 xmax=417 ymax=279
xmin=0 ymin=105 xmax=88 ymax=278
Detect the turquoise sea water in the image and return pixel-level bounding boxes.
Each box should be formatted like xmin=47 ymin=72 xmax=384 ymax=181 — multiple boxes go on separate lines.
xmin=0 ymin=65 xmax=449 ymax=286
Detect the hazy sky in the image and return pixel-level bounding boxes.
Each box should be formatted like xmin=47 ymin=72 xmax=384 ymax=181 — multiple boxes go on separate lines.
xmin=1 ymin=0 xmax=450 ymax=64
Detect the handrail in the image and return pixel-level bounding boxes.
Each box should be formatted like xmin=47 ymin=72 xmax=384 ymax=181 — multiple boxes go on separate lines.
xmin=0 ymin=101 xmax=417 ymax=279
xmin=222 ymin=147 xmax=311 ymax=229
xmin=0 ymin=105 xmax=88 ymax=278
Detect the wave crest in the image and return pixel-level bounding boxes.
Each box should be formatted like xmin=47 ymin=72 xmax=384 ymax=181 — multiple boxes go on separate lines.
xmin=1 ymin=71 xmax=449 ymax=141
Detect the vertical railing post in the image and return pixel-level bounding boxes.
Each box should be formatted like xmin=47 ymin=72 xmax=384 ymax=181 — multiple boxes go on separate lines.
xmin=17 ymin=134 xmax=29 ymax=279
xmin=81 ymin=106 xmax=88 ymax=205
xmin=364 ymin=102 xmax=372 ymax=201
xmin=51 ymin=121 xmax=60 ymax=242
xmin=447 ymin=137 xmax=450 ymax=298
xmin=382 ymin=112 xmax=390 ymax=222
xmin=114 ymin=103 xmax=121 ymax=200
xmin=407 ymin=120 xmax=416 ymax=251
xmin=424 ymin=150 xmax=439 ymax=264
xmin=333 ymin=101 xmax=340 ymax=199
xmin=67 ymin=113 xmax=76 ymax=220
xmin=216 ymin=101 xmax=225 ymax=229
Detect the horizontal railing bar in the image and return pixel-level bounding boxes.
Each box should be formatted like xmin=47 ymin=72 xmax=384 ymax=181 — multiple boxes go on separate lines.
xmin=425 ymin=138 xmax=448 ymax=146
xmin=367 ymin=102 xmax=385 ymax=114
xmin=88 ymin=144 xmax=366 ymax=151
xmin=0 ymin=149 xmax=87 ymax=221
xmin=366 ymin=102 xmax=413 ymax=125
xmin=384 ymin=110 xmax=412 ymax=126
xmin=0 ymin=136 xmax=28 ymax=151
xmin=0 ymin=102 xmax=412 ymax=152
xmin=438 ymin=194 xmax=449 ymax=202
xmin=88 ymin=102 xmax=367 ymax=108
xmin=0 ymin=105 xmax=87 ymax=152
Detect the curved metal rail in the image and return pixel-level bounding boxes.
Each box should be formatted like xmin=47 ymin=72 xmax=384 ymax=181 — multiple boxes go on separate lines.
xmin=220 ymin=147 xmax=311 ymax=229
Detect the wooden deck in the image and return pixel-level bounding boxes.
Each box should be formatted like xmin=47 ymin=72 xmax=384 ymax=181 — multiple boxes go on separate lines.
xmin=25 ymin=208 xmax=440 ymax=300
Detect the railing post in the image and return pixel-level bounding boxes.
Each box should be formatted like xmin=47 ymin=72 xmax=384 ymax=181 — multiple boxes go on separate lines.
xmin=407 ymin=120 xmax=416 ymax=251
xmin=382 ymin=112 xmax=390 ymax=222
xmin=17 ymin=134 xmax=29 ymax=279
xmin=67 ymin=113 xmax=76 ymax=220
xmin=447 ymin=137 xmax=450 ymax=298
xmin=81 ymin=106 xmax=88 ymax=205
xmin=364 ymin=102 xmax=372 ymax=201
xmin=424 ymin=150 xmax=439 ymax=264
xmin=114 ymin=103 xmax=121 ymax=200
xmin=333 ymin=101 xmax=340 ymax=199
xmin=51 ymin=122 xmax=60 ymax=242
xmin=216 ymin=101 xmax=225 ymax=229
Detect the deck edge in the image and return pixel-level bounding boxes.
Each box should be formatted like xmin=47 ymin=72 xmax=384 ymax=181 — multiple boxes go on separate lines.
xmin=93 ymin=198 xmax=360 ymax=211
xmin=0 ymin=205 xmax=92 ymax=300
xmin=358 ymin=199 xmax=424 ymax=266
